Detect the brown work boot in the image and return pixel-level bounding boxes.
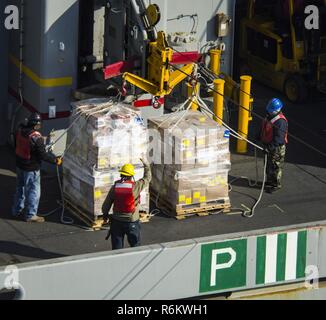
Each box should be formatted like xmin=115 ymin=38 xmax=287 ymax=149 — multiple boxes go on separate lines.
xmin=25 ymin=215 xmax=45 ymax=223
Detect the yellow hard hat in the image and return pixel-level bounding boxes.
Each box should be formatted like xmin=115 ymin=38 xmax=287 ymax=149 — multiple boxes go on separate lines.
xmin=119 ymin=164 xmax=135 ymax=177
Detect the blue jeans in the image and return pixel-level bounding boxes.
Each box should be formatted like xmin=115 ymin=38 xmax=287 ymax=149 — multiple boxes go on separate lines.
xmin=12 ymin=168 xmax=41 ymax=219
xmin=111 ymin=219 xmax=141 ymax=250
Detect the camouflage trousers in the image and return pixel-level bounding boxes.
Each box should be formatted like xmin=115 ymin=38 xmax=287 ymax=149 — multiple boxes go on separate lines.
xmin=266 ymin=145 xmax=286 ymax=188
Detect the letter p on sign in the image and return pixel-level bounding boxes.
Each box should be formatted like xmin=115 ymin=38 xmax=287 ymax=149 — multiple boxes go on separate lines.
xmin=210 ymin=248 xmax=237 ymax=286
xmin=200 ymin=240 xmax=247 ymax=293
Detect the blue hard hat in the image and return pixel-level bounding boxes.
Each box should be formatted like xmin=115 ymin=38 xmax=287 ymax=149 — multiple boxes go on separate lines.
xmin=266 ymin=98 xmax=283 ymax=114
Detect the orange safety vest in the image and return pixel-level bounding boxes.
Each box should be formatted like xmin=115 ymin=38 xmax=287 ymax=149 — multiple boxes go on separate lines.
xmin=261 ymin=113 xmax=288 ymax=145
xmin=15 ymin=130 xmax=42 ymax=160
xmin=113 ymin=180 xmax=136 ymax=214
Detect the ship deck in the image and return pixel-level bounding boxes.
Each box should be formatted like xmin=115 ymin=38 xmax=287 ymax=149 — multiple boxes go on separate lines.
xmin=1 ymin=83 xmax=326 ymax=267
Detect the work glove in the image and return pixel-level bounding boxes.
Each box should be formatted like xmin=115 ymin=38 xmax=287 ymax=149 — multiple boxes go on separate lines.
xmin=103 ymin=215 xmax=112 ymax=225
xmin=55 ymin=157 xmax=63 ymax=166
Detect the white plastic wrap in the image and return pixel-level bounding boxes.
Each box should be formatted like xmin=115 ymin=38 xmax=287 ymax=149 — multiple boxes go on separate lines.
xmin=63 ymin=99 xmax=150 ymax=217
xmin=149 ymin=110 xmax=231 ymax=208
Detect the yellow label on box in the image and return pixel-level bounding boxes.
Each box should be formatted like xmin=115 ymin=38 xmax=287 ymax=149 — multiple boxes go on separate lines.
xmin=207 ymin=178 xmax=217 ymax=187
xmin=94 ymin=190 xmax=102 ymax=199
xmin=193 ymin=192 xmax=201 ymax=199
xmin=197 ymin=138 xmax=205 ymax=146
xmin=186 ymin=198 xmax=192 ymax=205
xmin=200 ymin=196 xmax=206 ymax=203
xmin=215 ymin=176 xmax=227 ymax=185
xmin=183 ymin=139 xmax=190 ymax=147
xmin=99 ymin=158 xmax=107 ymax=167
xmin=179 ymin=195 xmax=186 ymax=203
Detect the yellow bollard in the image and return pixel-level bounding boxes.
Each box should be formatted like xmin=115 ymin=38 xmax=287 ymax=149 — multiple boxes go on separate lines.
xmin=210 ymin=49 xmax=221 ymax=76
xmin=237 ymin=75 xmax=252 ymax=154
xmin=187 ymin=82 xmax=200 ymax=111
xmin=213 ymin=79 xmax=225 ymax=125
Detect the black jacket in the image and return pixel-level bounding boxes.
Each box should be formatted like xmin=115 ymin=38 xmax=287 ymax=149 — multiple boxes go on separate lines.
xmin=267 ymin=114 xmax=288 ymax=150
xmin=15 ymin=125 xmax=56 ymax=171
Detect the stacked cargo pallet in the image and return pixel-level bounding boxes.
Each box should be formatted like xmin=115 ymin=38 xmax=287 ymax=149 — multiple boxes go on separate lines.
xmin=149 ymin=111 xmax=231 ymax=219
xmin=63 ymin=99 xmax=149 ymax=228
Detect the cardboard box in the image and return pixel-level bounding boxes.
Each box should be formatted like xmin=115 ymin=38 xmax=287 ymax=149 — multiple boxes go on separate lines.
xmin=63 ymin=100 xmax=150 ymax=218
xmin=192 ymin=188 xmax=207 ymax=204
xmin=206 ymin=185 xmax=229 ymax=201
xmin=172 ymin=147 xmax=196 ymax=171
xmin=167 ymin=189 xmax=193 ymax=206
xmin=148 ymin=111 xmax=231 ymax=213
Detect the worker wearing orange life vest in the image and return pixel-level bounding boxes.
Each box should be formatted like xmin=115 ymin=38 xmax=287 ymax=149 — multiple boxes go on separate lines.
xmin=12 ymin=113 xmax=62 ymax=222
xmin=102 ymin=159 xmax=151 ymax=250
xmin=261 ymin=98 xmax=288 ymax=193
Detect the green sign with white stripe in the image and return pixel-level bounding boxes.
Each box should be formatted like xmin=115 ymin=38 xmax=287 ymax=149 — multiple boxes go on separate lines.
xmin=199 ymin=231 xmax=308 ymax=294
xmin=256 ymin=231 xmax=307 ymax=285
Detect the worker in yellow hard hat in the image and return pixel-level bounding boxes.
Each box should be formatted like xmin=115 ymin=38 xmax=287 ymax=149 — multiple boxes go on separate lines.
xmin=119 ymin=163 xmax=135 ymax=177
xmin=102 ymin=158 xmax=151 ymax=250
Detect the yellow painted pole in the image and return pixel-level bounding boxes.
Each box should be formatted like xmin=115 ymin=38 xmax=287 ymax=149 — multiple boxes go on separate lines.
xmin=187 ymin=82 xmax=200 ymax=111
xmin=210 ymin=49 xmax=221 ymax=76
xmin=213 ymin=79 xmax=225 ymax=125
xmin=237 ymin=75 xmax=252 ymax=154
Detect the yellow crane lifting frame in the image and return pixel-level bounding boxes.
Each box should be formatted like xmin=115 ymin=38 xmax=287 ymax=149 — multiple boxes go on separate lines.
xmin=123 ymin=31 xmax=195 ymax=97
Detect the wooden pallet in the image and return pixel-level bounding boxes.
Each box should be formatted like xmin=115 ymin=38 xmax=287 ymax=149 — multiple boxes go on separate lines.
xmin=63 ymin=196 xmax=104 ymax=231
xmin=151 ymin=192 xmax=231 ymax=220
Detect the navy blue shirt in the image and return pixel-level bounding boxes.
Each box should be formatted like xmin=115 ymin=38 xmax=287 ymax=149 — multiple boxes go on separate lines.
xmin=269 ymin=116 xmax=288 ymax=150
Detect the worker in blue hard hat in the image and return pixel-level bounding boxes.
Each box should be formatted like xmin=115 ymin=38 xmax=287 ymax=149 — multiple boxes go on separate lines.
xmin=260 ymin=98 xmax=288 ymax=193
xmin=12 ymin=113 xmax=62 ymax=222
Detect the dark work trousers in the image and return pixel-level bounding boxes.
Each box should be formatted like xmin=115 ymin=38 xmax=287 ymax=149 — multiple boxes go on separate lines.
xmin=266 ymin=145 xmax=286 ymax=188
xmin=111 ymin=219 xmax=141 ymax=250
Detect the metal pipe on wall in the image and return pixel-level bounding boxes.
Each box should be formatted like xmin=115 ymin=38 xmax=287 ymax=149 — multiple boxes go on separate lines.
xmin=0 ymin=0 xmax=9 ymax=145
xmin=10 ymin=0 xmax=25 ymax=145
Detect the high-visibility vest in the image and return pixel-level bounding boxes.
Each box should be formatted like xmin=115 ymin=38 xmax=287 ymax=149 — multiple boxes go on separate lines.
xmin=261 ymin=113 xmax=288 ymax=145
xmin=15 ymin=129 xmax=41 ymax=160
xmin=113 ymin=180 xmax=136 ymax=214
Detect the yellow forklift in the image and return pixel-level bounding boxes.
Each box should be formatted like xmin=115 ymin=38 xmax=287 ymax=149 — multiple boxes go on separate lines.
xmin=239 ymin=0 xmax=326 ymax=102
